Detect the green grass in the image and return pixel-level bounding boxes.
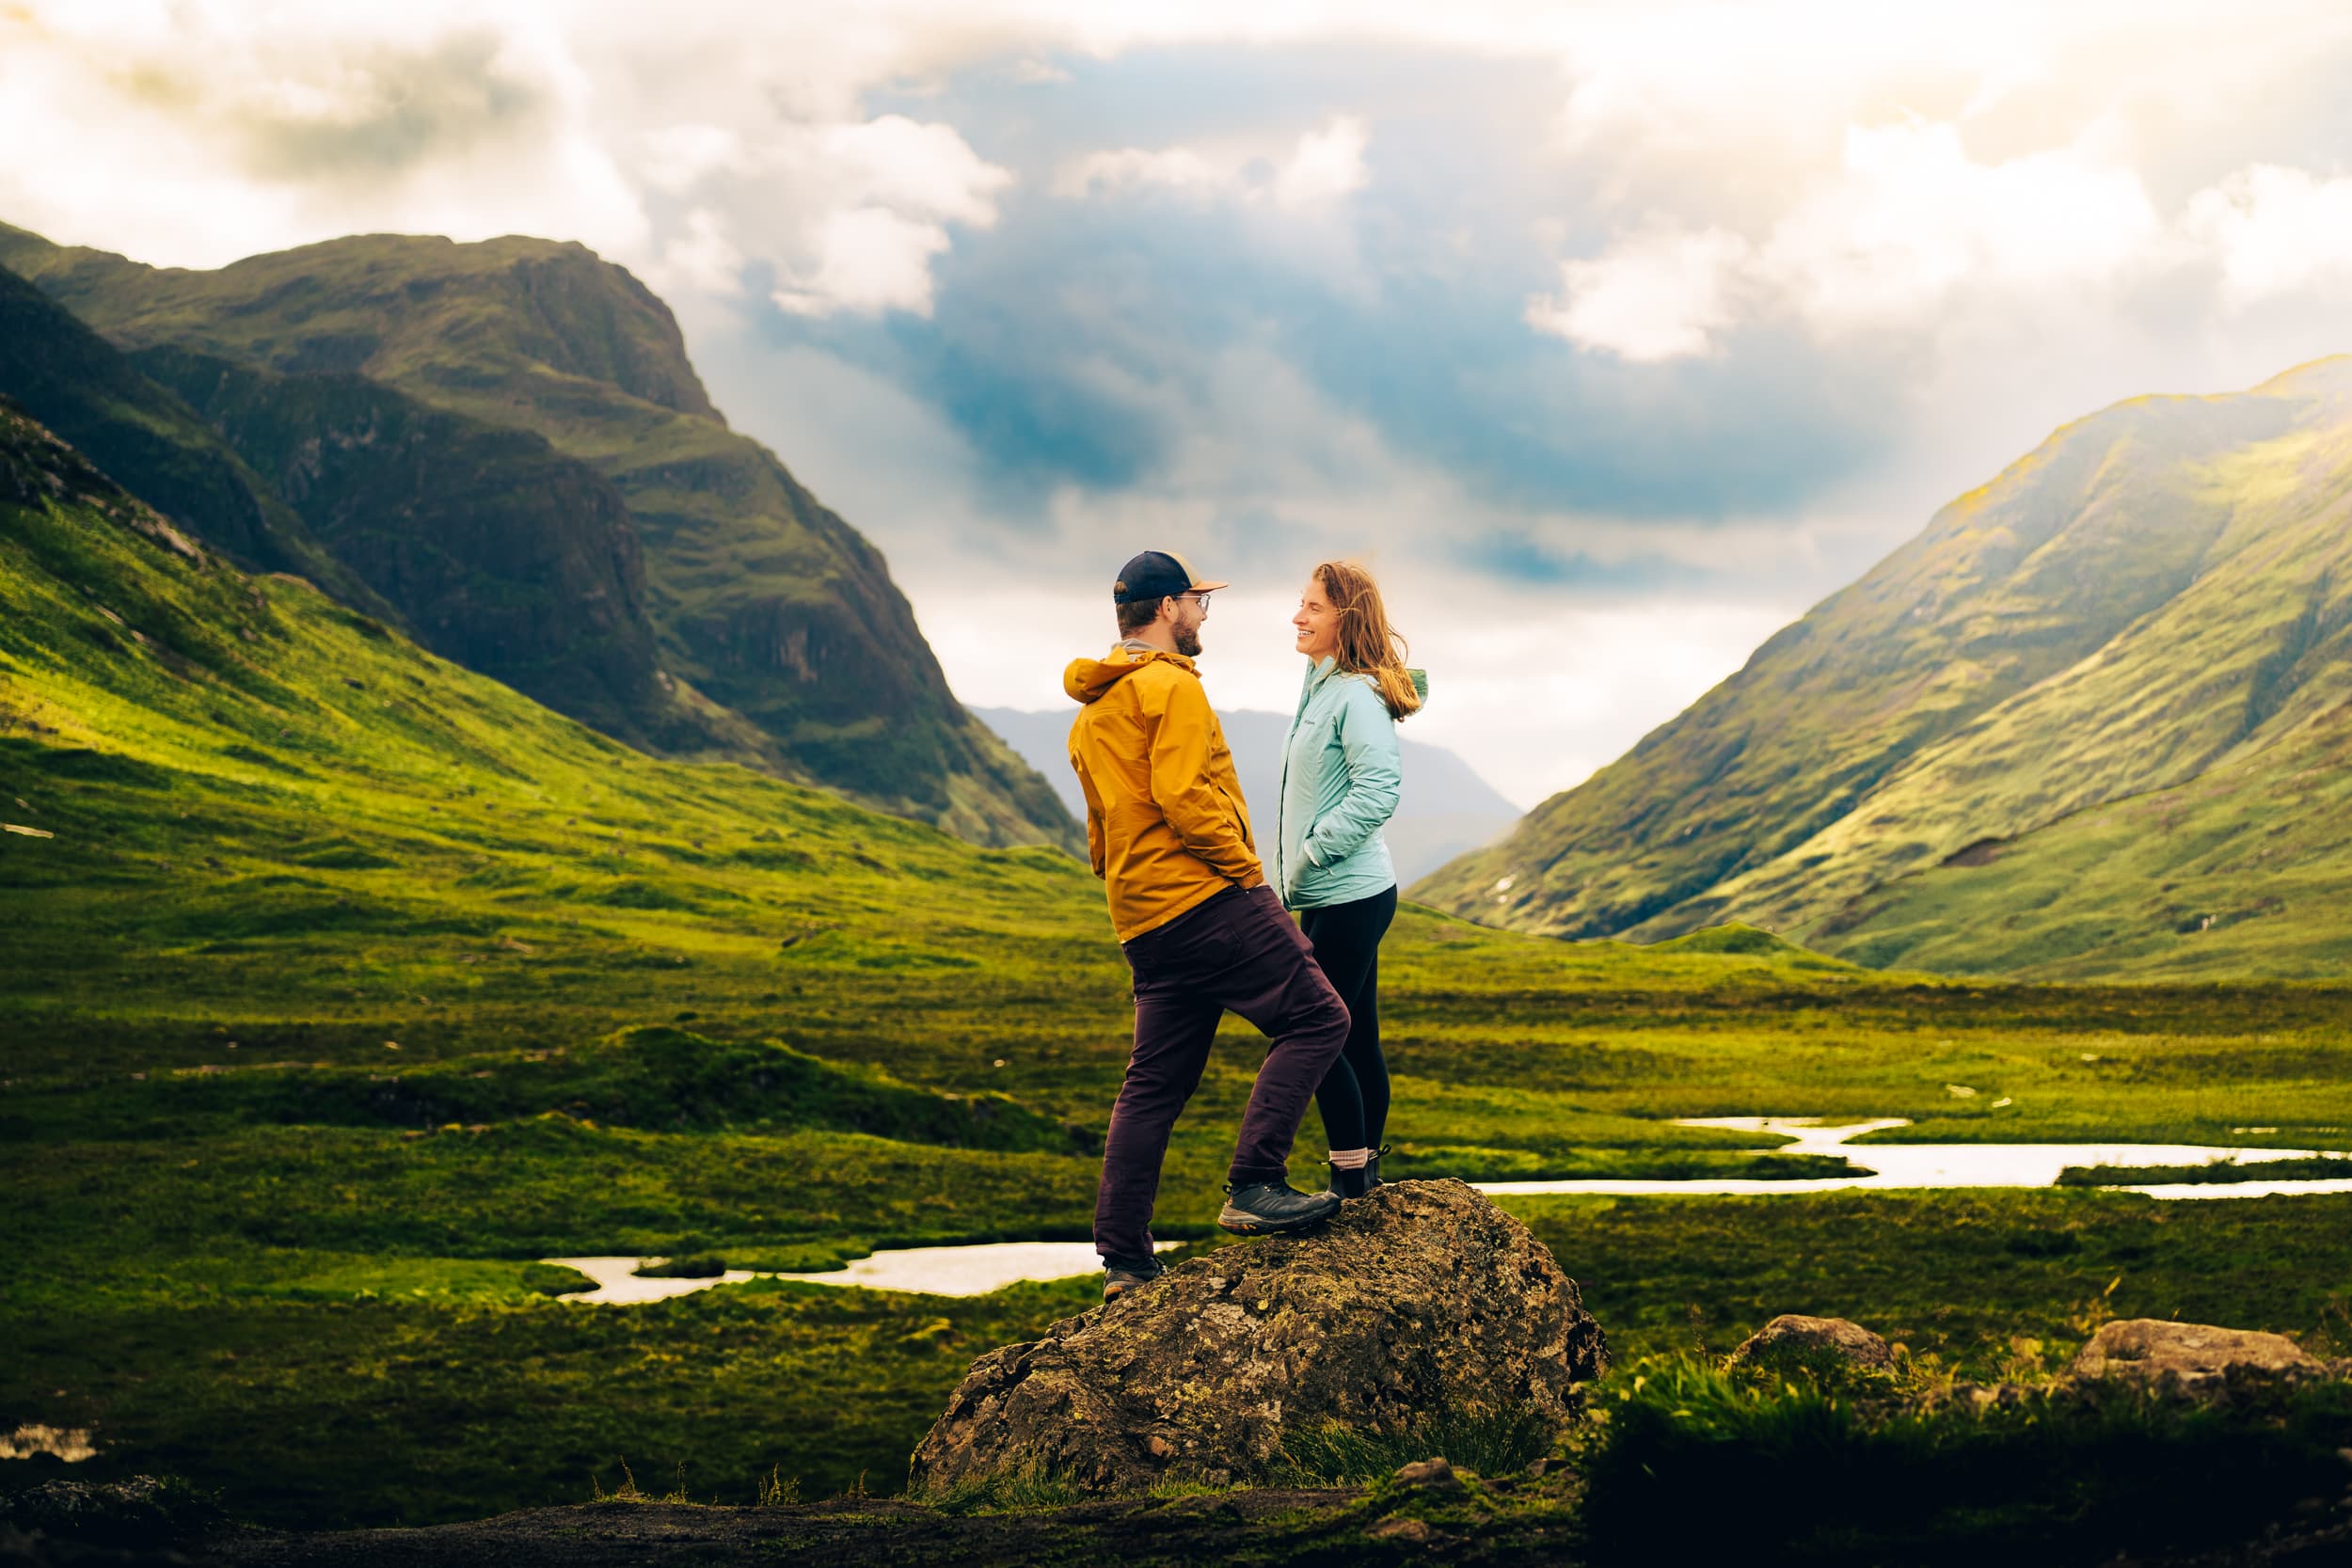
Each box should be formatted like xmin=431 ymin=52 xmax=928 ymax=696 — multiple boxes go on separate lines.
xmin=11 ymin=405 xmax=2352 ymax=1543
xmin=2058 ymin=1155 xmax=2352 ymax=1186
xmin=1272 ymin=1406 xmax=1557 ymax=1485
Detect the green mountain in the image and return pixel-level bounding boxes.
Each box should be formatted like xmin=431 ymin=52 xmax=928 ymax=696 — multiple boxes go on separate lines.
xmin=0 ymin=263 xmax=383 ymax=612
xmin=0 ymin=223 xmax=1075 ymax=852
xmin=129 ymin=343 xmax=685 ymax=749
xmin=0 ymin=388 xmax=1096 ymax=1021
xmin=1415 ymin=358 xmax=2352 ymax=978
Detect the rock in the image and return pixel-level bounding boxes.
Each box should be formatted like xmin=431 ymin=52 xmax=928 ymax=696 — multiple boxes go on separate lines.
xmin=1393 ymin=1457 xmax=1462 ymax=1491
xmin=1367 ymin=1517 xmax=1436 ymax=1544
xmin=908 ymin=1180 xmax=1607 ymax=1496
xmin=2069 ymin=1320 xmax=2324 ymax=1395
xmin=1729 ymin=1314 xmax=1895 ymax=1371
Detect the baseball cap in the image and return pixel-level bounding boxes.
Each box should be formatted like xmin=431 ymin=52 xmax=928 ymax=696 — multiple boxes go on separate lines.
xmin=1111 ymin=549 xmax=1230 ymax=606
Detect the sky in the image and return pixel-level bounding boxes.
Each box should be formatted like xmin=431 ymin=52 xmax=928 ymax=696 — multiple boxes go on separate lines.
xmin=8 ymin=2 xmax=2352 ymax=808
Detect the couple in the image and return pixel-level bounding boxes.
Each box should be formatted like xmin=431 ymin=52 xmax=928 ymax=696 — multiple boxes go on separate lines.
xmin=1065 ymin=548 xmax=1423 ymax=1303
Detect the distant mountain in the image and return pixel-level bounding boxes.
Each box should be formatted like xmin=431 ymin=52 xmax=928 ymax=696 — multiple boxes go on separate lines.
xmin=1414 ymin=358 xmax=2352 ymax=979
xmin=973 ymin=705 xmax=1520 ymax=887
xmin=0 ymin=222 xmax=1075 ymax=853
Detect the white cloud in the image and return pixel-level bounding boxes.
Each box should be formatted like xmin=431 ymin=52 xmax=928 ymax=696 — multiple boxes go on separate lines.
xmin=645 ymin=207 xmax=747 ymax=297
xmin=740 ymin=117 xmax=1011 ymax=317
xmin=1528 ymin=225 xmax=1750 ymax=361
xmin=1056 ymin=116 xmax=1371 ymax=211
xmin=773 ymin=206 xmax=954 ymax=317
xmin=2184 ymin=164 xmax=2352 ymax=306
xmin=1757 ymin=119 xmax=2162 ymax=328
xmin=638 ymin=123 xmax=746 ymax=194
xmin=1532 ymin=119 xmax=2183 ymax=359
xmin=1057 ymin=146 xmax=1225 ymax=199
xmin=1273 ymin=116 xmax=1370 ymax=208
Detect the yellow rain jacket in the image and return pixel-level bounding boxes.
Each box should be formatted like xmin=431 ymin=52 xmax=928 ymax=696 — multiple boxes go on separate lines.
xmin=1065 ymin=645 xmax=1263 ymax=942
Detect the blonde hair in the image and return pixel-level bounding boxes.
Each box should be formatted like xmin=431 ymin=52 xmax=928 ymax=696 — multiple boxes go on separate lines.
xmin=1312 ymin=561 xmax=1422 ymax=721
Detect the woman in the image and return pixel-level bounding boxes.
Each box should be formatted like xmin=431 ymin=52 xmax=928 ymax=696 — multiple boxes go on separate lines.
xmin=1275 ymin=561 xmax=1424 ymax=1199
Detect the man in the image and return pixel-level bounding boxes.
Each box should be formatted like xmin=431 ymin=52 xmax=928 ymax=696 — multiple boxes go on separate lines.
xmin=1066 ymin=549 xmax=1351 ymax=1303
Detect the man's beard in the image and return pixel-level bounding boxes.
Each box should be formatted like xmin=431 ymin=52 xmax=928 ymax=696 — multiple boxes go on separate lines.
xmin=1175 ymin=623 xmax=1202 ymax=657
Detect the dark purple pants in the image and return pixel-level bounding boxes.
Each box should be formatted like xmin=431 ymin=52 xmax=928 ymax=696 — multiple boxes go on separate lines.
xmin=1093 ymin=883 xmax=1351 ymax=1264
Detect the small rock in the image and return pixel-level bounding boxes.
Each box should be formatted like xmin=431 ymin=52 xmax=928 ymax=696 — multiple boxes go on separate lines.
xmin=1393 ymin=1457 xmax=1461 ymax=1491
xmin=2069 ymin=1320 xmax=2322 ymax=1396
xmin=1146 ymin=1435 xmax=1176 ymax=1458
xmin=1367 ymin=1517 xmax=1435 ymax=1544
xmin=1729 ymin=1314 xmax=1895 ymax=1370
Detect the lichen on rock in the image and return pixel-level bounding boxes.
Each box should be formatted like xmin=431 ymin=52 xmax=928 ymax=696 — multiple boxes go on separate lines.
xmin=907 ymin=1180 xmax=1607 ymax=1496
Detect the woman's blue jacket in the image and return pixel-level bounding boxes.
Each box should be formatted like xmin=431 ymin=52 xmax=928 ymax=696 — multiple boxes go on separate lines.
xmin=1272 ymin=657 xmax=1422 ymax=910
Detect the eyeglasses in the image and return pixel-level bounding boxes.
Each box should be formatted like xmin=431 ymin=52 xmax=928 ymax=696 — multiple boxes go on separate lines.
xmin=1177 ymin=593 xmax=1212 ymax=610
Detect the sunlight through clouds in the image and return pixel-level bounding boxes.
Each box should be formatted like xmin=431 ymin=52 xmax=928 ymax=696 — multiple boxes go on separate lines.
xmin=12 ymin=0 xmax=2352 ymax=803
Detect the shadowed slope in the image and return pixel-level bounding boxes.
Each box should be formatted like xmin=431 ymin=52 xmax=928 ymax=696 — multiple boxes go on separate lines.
xmin=0 ymin=222 xmax=1076 ymax=852
xmin=0 ymin=263 xmax=383 ymax=612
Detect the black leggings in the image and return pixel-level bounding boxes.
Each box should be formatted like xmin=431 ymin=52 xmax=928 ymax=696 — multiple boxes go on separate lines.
xmin=1301 ymin=885 xmax=1397 ymax=1151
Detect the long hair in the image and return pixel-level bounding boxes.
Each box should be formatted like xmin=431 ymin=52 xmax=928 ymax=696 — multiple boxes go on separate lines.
xmin=1313 ymin=560 xmax=1422 ymax=721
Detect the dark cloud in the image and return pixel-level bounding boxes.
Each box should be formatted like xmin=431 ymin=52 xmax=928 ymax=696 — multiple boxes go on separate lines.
xmin=767 ymin=43 xmax=1913 ymax=540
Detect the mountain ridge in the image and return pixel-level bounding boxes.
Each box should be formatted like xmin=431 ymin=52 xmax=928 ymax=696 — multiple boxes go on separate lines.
xmin=0 ymin=221 xmax=1077 ymax=852
xmin=1415 ymin=355 xmax=2352 ymax=977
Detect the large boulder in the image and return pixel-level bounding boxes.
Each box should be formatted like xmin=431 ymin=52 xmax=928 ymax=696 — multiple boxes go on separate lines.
xmin=907 ymin=1180 xmax=1607 ymax=1495
xmin=2068 ymin=1320 xmax=2323 ymax=1395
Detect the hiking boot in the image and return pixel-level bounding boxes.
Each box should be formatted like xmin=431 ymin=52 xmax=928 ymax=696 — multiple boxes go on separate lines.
xmin=1217 ymin=1180 xmax=1343 ymax=1235
xmin=1102 ymin=1256 xmax=1164 ymax=1303
xmin=1327 ymin=1161 xmax=1375 ymax=1200
xmin=1364 ymin=1144 xmax=1391 ymax=1190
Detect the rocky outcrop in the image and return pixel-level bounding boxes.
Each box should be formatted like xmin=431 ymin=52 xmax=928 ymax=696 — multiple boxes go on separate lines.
xmin=1729 ymin=1314 xmax=1895 ymax=1370
xmin=2069 ymin=1320 xmax=2326 ymax=1395
xmin=908 ymin=1180 xmax=1607 ymax=1496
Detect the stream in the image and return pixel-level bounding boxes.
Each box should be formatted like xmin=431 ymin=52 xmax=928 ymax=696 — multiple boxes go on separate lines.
xmin=545 ymin=1117 xmax=2349 ymax=1301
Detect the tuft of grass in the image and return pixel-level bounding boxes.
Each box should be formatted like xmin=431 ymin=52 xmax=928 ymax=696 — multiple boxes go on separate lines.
xmin=589 ymin=1460 xmax=702 ymax=1507
xmin=914 ymin=1461 xmax=1088 ymax=1515
xmin=1272 ymin=1405 xmax=1559 ymax=1486
xmin=633 ymin=1255 xmax=724 ymax=1279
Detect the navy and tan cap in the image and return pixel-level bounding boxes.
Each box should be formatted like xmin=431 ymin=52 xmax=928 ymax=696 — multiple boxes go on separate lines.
xmin=1111 ymin=549 xmax=1229 ymax=606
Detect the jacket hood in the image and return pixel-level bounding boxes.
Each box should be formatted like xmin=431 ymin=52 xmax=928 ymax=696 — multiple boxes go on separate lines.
xmin=1065 ymin=644 xmax=1196 ymax=704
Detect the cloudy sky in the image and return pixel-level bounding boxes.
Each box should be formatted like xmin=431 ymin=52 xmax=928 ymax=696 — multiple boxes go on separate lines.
xmin=9 ymin=2 xmax=2352 ymax=806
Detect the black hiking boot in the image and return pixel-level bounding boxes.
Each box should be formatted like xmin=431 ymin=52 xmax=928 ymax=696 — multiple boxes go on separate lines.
xmin=1102 ymin=1256 xmax=1164 ymax=1303
xmin=1364 ymin=1144 xmax=1391 ymax=1190
xmin=1327 ymin=1161 xmax=1375 ymax=1199
xmin=1217 ymin=1180 xmax=1343 ymax=1235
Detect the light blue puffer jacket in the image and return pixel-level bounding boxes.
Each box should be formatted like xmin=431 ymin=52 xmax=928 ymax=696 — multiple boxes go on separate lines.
xmin=1273 ymin=657 xmax=1420 ymax=910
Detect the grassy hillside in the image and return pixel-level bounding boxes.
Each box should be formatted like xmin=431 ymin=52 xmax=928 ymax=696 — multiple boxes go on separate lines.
xmin=0 ymin=221 xmax=1076 ymax=853
xmin=1820 ymin=697 xmax=2352 ymax=978
xmin=1415 ymin=358 xmax=2352 ymax=977
xmin=12 ymin=399 xmax=2352 ymax=1528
